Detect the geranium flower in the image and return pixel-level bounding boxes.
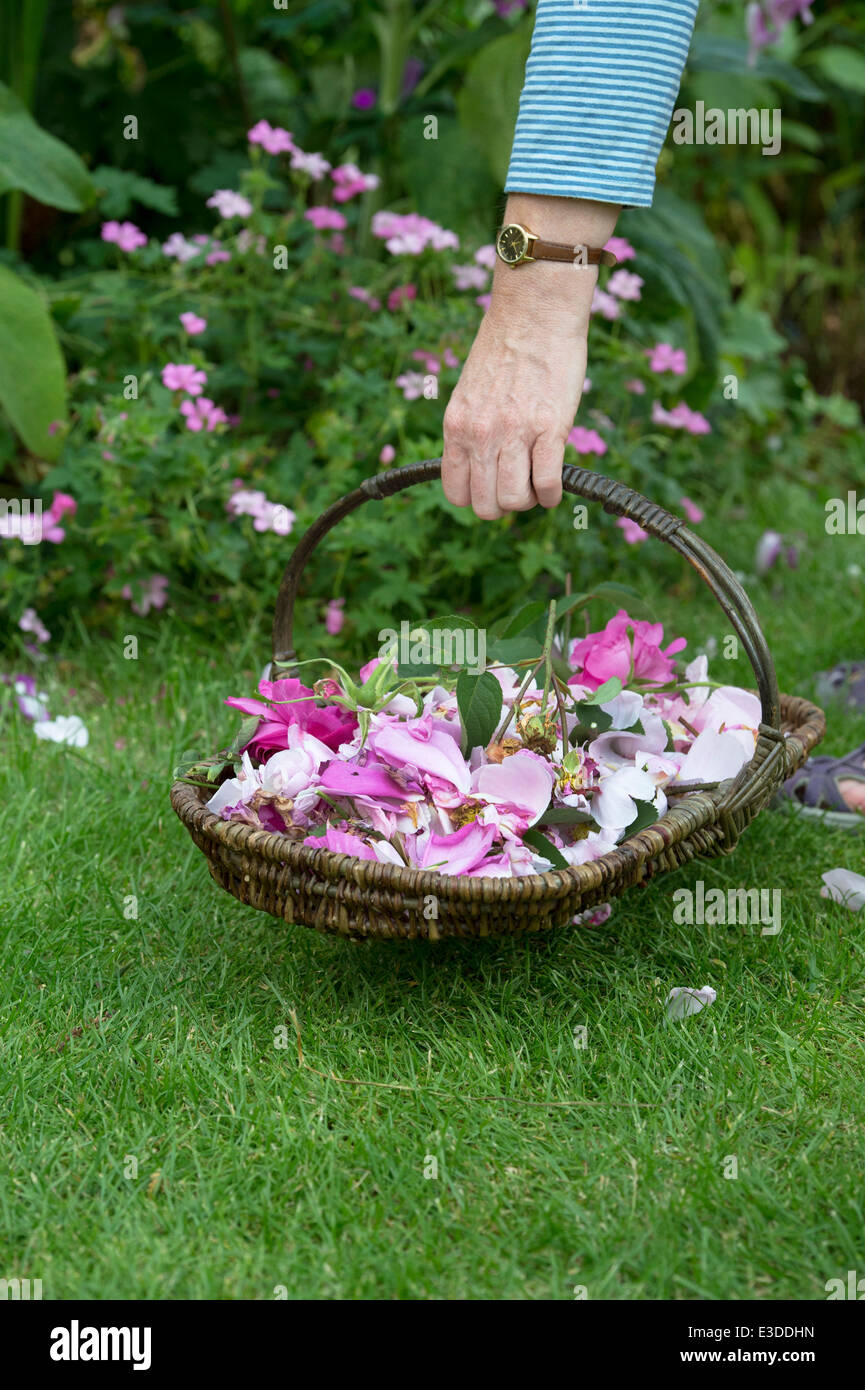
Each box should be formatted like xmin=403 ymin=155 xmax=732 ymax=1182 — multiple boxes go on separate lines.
xmin=567 ymin=425 xmax=607 ymax=456
xmin=121 ymin=574 xmax=169 ymax=617
xmin=647 ymin=343 xmax=687 ymax=375
xmin=180 ymin=397 xmax=228 ymax=432
xmin=206 ymin=189 xmax=253 ymax=220
xmin=616 ymin=517 xmax=648 ymax=544
xmin=101 ymin=220 xmax=147 ymax=252
xmin=19 ymin=608 xmax=50 ymax=644
xmin=451 ymin=263 xmax=489 ymax=291
xmin=590 ymin=288 xmax=620 ymax=320
xmin=326 ymin=598 xmax=345 ymax=635
xmin=331 ymin=162 xmax=380 ymax=201
xmin=179 ymin=312 xmax=207 ymax=336
xmin=680 ymin=496 xmax=704 ymax=523
xmin=651 ymin=401 xmax=711 ymax=435
xmin=248 ymin=120 xmax=294 ymax=155
xmin=608 ymin=269 xmax=643 ymax=301
xmin=162 ymin=363 xmax=207 ymax=396
xmin=162 ymin=233 xmax=199 ymax=262
xmin=305 ymin=206 xmax=347 ymax=231
xmin=604 ymin=236 xmax=636 ymax=262
xmin=290 ymin=149 xmax=331 ymax=179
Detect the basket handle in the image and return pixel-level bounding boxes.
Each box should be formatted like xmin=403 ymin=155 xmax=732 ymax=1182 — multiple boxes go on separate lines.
xmin=271 ymin=459 xmax=787 ymax=834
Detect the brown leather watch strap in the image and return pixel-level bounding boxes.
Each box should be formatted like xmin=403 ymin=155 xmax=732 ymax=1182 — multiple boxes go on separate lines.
xmin=531 ymin=237 xmax=617 ymax=268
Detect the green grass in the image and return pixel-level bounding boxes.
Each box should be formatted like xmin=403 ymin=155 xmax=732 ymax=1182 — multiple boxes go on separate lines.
xmin=2 ymin=493 xmax=865 ymax=1301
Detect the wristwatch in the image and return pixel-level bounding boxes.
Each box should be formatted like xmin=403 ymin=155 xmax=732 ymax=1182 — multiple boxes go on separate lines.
xmin=495 ymin=223 xmax=617 ymax=268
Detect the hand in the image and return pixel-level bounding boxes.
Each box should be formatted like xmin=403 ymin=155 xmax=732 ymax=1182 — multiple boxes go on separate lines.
xmin=442 ymin=194 xmax=619 ymax=520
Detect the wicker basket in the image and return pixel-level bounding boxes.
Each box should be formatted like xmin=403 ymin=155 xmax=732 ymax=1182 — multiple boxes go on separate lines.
xmin=171 ymin=460 xmax=825 ymax=940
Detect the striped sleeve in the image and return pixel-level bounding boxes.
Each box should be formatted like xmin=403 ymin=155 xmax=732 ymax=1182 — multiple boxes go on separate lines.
xmin=505 ymin=0 xmax=699 ymax=207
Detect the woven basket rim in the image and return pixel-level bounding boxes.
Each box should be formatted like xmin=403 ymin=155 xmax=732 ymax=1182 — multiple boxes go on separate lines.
xmin=170 ymin=689 xmax=825 ymax=907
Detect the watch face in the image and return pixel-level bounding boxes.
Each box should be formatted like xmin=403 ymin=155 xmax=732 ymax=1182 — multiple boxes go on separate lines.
xmin=497 ymin=224 xmax=528 ymax=265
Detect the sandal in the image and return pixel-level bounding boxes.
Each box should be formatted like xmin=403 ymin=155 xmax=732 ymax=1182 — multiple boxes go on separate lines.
xmin=774 ymin=742 xmax=865 ymax=831
xmin=815 ymin=661 xmax=865 ymax=712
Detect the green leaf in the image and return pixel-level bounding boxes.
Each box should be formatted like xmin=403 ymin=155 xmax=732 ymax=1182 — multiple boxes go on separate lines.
xmin=456 ymin=670 xmax=503 ymax=754
xmin=457 ymin=19 xmax=533 ymax=183
xmin=812 ymin=46 xmax=865 ymax=95
xmin=537 ymin=807 xmax=595 ymax=827
xmin=623 ymin=799 xmax=660 ymax=838
xmin=585 ymin=677 xmax=623 ymax=705
xmin=0 ymin=82 xmax=94 ymax=211
xmin=522 ymin=827 xmax=569 ymax=870
xmin=0 ymin=264 xmax=67 ymax=458
xmin=92 ymin=165 xmax=178 ymax=218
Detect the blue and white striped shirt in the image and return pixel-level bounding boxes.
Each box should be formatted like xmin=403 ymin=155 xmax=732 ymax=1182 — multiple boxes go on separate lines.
xmin=505 ymin=0 xmax=699 ymax=207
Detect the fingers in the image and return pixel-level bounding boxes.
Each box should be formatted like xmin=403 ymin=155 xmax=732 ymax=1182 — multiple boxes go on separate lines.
xmin=496 ymin=439 xmax=538 ymax=512
xmin=531 ymin=431 xmax=565 ymax=509
xmin=441 ymin=402 xmax=472 ymax=508
xmin=469 ymin=418 xmax=505 ymax=520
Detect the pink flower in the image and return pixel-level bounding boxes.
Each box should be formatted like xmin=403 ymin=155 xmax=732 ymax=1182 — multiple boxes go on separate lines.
xmin=351 ymin=89 xmax=377 ymax=109
xmin=206 ymin=247 xmax=231 ymax=265
xmin=411 ymin=350 xmax=440 ymax=374
xmin=179 ymin=311 xmax=207 ymax=336
xmin=290 ymin=149 xmax=331 ymax=179
xmin=101 ymin=220 xmax=147 ymax=252
xmin=475 ymin=293 xmax=492 ymax=313
xmin=569 ymin=609 xmax=686 ymax=691
xmin=162 ymin=363 xmax=207 ymax=396
xmin=625 ymin=378 xmax=646 ymax=395
xmin=680 ymin=496 xmax=704 ymax=524
xmin=395 ymin=372 xmax=426 ymax=400
xmin=248 ymin=120 xmax=294 ymax=155
xmin=305 ymin=206 xmax=347 ymax=231
xmin=19 ymin=607 xmax=50 ymax=644
xmin=206 ymin=189 xmax=253 ymax=219
xmin=604 ymin=236 xmax=636 ymax=263
xmin=348 ymin=285 xmax=381 ymax=311
xmin=226 ymin=677 xmax=357 ymax=757
xmin=121 ymin=574 xmax=169 ymax=617
xmin=756 ymin=529 xmax=783 ymax=575
xmin=474 ymin=244 xmax=497 ymax=269
xmin=325 ymin=598 xmax=345 ymax=636
xmin=651 ymin=401 xmax=711 ymax=435
xmin=387 ymin=283 xmax=416 ymax=312
xmin=590 ymin=288 xmax=620 ymax=320
xmin=409 ymin=822 xmax=499 ymax=876
xmin=567 ymin=425 xmax=607 ymax=456
xmin=370 ymin=714 xmax=472 ymax=805
xmin=647 ymin=343 xmax=688 ymax=375
xmin=371 ymin=210 xmax=458 ymax=254
xmin=379 ymin=444 xmax=396 ymax=464
xmin=616 ymin=517 xmax=648 ymax=545
xmin=180 ymin=397 xmax=228 ymax=432
xmin=442 ymin=348 xmax=460 ymax=369
xmin=331 ymin=162 xmax=380 ymax=202
xmin=451 ymin=263 xmax=489 ymax=291
xmin=608 ymin=269 xmax=643 ymax=301
xmin=162 ymin=232 xmax=199 ymax=262
xmin=304 ymin=826 xmax=377 ymax=859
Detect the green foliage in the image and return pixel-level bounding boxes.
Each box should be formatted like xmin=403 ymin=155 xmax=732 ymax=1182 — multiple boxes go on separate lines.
xmin=0 ymin=80 xmax=94 ymax=211
xmin=0 ymin=263 xmax=67 ymax=457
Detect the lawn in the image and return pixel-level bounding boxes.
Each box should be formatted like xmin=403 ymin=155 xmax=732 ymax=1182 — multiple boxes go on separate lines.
xmin=2 ymin=484 xmax=864 ymax=1302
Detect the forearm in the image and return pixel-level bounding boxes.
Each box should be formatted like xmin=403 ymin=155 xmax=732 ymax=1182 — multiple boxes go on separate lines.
xmin=489 ymin=193 xmax=620 ymax=335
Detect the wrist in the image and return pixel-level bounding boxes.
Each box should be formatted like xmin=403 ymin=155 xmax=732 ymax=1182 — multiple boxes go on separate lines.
xmin=489 ymin=193 xmax=620 ymax=334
